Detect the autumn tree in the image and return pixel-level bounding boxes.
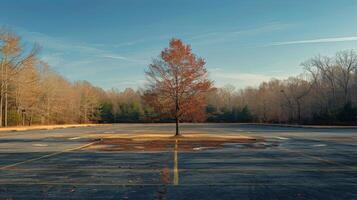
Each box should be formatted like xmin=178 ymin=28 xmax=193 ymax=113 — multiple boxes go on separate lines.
xmin=144 ymin=39 xmax=213 ymax=136
xmin=0 ymin=29 xmax=39 ymax=126
xmin=74 ymin=81 xmax=102 ymax=123
xmin=37 ymin=63 xmax=80 ymax=124
xmin=13 ymin=59 xmax=41 ymax=125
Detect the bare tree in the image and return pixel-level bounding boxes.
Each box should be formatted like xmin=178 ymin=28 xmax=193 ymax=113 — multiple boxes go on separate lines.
xmin=335 ymin=50 xmax=357 ymax=104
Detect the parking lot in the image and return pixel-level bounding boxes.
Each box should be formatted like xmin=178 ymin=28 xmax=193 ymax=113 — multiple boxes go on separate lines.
xmin=0 ymin=123 xmax=357 ymax=199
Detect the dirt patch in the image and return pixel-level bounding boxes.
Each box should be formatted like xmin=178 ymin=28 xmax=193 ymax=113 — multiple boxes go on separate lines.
xmin=85 ymin=133 xmax=262 ymax=152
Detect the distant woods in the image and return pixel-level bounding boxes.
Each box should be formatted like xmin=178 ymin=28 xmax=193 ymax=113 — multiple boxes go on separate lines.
xmin=1 ymin=29 xmax=357 ymax=126
xmin=99 ymin=48 xmax=357 ymax=125
xmin=0 ymin=29 xmax=103 ymax=126
xmin=235 ymin=50 xmax=357 ymax=124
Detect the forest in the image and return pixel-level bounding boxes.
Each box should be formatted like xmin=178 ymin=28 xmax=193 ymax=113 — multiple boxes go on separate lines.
xmin=1 ymin=29 xmax=357 ymax=126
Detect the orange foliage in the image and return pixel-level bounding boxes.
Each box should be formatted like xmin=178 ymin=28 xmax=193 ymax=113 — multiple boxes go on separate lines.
xmin=144 ymin=39 xmax=214 ymax=123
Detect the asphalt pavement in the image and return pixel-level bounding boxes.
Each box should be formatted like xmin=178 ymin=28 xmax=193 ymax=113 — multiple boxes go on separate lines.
xmin=0 ymin=123 xmax=356 ymax=199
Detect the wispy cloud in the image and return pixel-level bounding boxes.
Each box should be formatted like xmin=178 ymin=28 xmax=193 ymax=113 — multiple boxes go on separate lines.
xmin=230 ymin=22 xmax=290 ymax=36
xmin=103 ymin=34 xmax=173 ymax=48
xmin=100 ymin=54 xmax=148 ymax=64
xmin=40 ymin=52 xmax=65 ymax=66
xmin=188 ymin=22 xmax=293 ymax=45
xmin=189 ymin=32 xmax=220 ymax=40
xmin=269 ymin=36 xmax=357 ymax=46
xmin=15 ymin=28 xmax=145 ymax=65
xmin=209 ymin=68 xmax=290 ymax=88
xmin=112 ymin=38 xmax=147 ymax=48
xmin=96 ymin=78 xmax=148 ymax=90
xmin=9 ymin=26 xmax=150 ymax=89
xmin=20 ymin=30 xmax=100 ymax=53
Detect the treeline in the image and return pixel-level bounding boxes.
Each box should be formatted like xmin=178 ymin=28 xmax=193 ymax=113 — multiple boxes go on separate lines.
xmin=0 ymin=29 xmax=104 ymax=126
xmin=95 ymin=50 xmax=357 ymax=125
xmin=1 ymin=29 xmax=356 ymax=126
xmin=237 ymin=50 xmax=357 ymax=124
xmin=99 ymin=88 xmax=156 ymax=123
xmin=98 ymin=84 xmax=254 ymax=123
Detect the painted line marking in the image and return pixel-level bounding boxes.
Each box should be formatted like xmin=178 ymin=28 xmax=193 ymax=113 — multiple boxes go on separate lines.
xmin=0 ymin=141 xmax=98 ymax=170
xmin=192 ymin=147 xmax=212 ymax=151
xmin=68 ymin=137 xmax=81 ymax=140
xmin=312 ymin=144 xmax=327 ymax=147
xmin=104 ymin=131 xmax=115 ymax=134
xmin=280 ymin=147 xmax=357 ymax=171
xmin=32 ymin=144 xmax=48 ymax=147
xmin=173 ymin=139 xmax=179 ymax=185
xmin=275 ymin=136 xmax=289 ymax=140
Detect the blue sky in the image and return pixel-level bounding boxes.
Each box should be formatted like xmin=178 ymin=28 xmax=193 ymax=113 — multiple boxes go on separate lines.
xmin=1 ymin=0 xmax=357 ymax=90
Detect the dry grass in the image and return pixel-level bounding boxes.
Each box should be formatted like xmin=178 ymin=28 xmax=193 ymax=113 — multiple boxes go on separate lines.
xmin=0 ymin=124 xmax=102 ymax=132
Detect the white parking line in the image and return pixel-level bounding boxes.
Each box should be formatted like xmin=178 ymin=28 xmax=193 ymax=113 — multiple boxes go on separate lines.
xmin=275 ymin=136 xmax=289 ymax=140
xmin=104 ymin=131 xmax=115 ymax=134
xmin=312 ymin=144 xmax=327 ymax=147
xmin=32 ymin=144 xmax=48 ymax=147
xmin=69 ymin=137 xmax=81 ymax=140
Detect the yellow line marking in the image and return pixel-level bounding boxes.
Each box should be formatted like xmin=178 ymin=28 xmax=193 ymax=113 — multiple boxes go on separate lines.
xmin=173 ymin=139 xmax=179 ymax=185
xmin=0 ymin=141 xmax=98 ymax=170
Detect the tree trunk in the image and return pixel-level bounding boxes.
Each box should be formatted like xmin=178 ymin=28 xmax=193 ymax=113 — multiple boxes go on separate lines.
xmin=175 ymin=91 xmax=180 ymax=136
xmin=4 ymin=64 xmax=8 ymax=127
xmin=84 ymin=106 xmax=87 ymax=124
xmin=5 ymin=88 xmax=8 ymax=127
xmin=174 ymin=81 xmax=180 ymax=136
xmin=22 ymin=112 xmax=25 ymax=126
xmin=47 ymin=97 xmax=50 ymax=125
xmin=0 ymin=59 xmax=4 ymax=127
xmin=29 ymin=115 xmax=32 ymax=126
xmin=296 ymin=100 xmax=301 ymax=124
xmin=0 ymin=93 xmax=2 ymax=127
xmin=175 ymin=117 xmax=180 ymax=136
